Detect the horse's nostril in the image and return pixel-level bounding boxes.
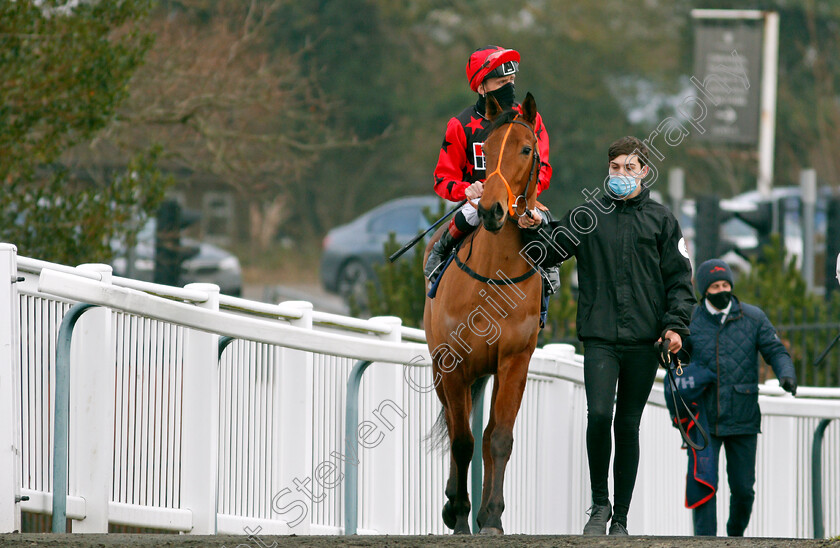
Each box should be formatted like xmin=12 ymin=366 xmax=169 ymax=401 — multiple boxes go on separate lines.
xmin=492 ymin=202 xmax=504 ymax=221
xmin=478 ymin=201 xmax=506 ymax=231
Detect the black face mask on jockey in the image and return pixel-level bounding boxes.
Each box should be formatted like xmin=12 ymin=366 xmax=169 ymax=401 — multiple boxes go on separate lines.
xmin=486 ymin=82 xmax=515 ymax=109
xmin=706 ymin=290 xmax=732 ymax=310
xmin=476 ymin=81 xmax=516 ymax=114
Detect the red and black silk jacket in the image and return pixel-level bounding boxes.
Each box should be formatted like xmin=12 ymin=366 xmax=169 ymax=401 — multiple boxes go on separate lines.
xmin=433 ymin=102 xmax=552 ymax=202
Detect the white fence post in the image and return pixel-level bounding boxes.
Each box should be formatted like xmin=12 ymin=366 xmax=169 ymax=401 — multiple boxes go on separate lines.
xmin=273 ymin=301 xmax=314 ymax=533
xmin=536 ymin=344 xmax=577 ymax=533
xmin=364 ymin=316 xmax=404 ymax=534
xmin=69 ymin=264 xmax=115 ymax=532
xmin=757 ymin=414 xmax=798 ymax=537
xmin=0 ymin=244 xmax=21 ymax=533
xmin=180 ymin=283 xmax=220 ymax=534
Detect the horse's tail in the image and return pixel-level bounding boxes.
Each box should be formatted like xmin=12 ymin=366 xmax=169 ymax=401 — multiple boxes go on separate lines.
xmin=426 ymin=376 xmax=489 ymax=453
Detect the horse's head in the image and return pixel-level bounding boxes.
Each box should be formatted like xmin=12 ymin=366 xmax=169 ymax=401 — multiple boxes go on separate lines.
xmin=478 ymin=92 xmax=539 ymax=233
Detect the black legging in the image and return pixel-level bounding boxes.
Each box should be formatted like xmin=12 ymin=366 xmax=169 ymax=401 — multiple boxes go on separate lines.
xmin=583 ymin=342 xmax=659 ymax=521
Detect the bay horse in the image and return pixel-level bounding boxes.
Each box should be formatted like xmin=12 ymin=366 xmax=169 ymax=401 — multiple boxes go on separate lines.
xmin=424 ymin=92 xmax=544 ymax=535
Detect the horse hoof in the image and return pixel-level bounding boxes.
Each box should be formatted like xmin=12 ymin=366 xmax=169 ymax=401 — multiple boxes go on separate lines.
xmin=454 ymin=522 xmax=472 ymax=535
xmin=441 ymin=502 xmax=457 ymax=530
xmin=476 ymin=510 xmax=489 ymax=530
xmin=479 ymin=526 xmax=504 ymax=535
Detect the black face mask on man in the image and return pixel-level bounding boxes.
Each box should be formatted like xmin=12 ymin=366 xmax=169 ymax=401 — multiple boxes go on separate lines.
xmin=485 ymin=82 xmax=515 ymax=109
xmin=706 ymin=290 xmax=732 ymax=310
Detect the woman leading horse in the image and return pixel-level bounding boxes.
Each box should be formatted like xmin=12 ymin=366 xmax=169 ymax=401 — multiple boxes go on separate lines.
xmin=424 ymin=92 xmax=544 ymax=535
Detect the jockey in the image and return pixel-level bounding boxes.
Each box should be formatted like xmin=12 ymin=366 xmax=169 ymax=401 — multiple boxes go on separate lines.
xmin=425 ymin=45 xmax=556 ymax=288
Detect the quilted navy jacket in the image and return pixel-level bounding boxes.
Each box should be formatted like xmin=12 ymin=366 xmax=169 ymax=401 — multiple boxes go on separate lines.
xmin=682 ymin=296 xmax=796 ymax=436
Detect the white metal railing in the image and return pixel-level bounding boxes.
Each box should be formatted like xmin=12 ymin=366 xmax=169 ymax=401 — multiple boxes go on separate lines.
xmin=1 ymin=243 xmax=840 ymax=537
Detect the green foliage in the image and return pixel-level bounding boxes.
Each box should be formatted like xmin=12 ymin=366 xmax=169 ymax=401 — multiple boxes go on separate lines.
xmin=364 ymin=202 xmax=450 ymax=327
xmin=0 ymin=0 xmax=155 ymax=183
xmin=0 ymin=0 xmax=168 ymax=264
xmin=366 ymin=233 xmax=428 ymax=328
xmin=736 ymin=235 xmax=823 ymax=315
xmin=0 ymin=146 xmax=172 ymax=264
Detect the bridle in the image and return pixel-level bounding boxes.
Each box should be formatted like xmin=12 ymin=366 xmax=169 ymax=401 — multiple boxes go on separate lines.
xmin=452 ymin=113 xmax=543 ymax=287
xmin=484 ymin=114 xmax=540 ymax=219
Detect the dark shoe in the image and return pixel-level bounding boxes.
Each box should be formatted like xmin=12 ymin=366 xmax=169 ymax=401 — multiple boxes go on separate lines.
xmin=609 ymin=521 xmax=628 ymax=535
xmin=583 ymin=502 xmax=612 ymax=535
xmin=424 ymin=230 xmax=457 ymax=282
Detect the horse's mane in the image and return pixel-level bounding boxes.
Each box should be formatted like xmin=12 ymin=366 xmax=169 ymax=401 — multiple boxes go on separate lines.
xmin=486 ymin=107 xmax=527 ymax=133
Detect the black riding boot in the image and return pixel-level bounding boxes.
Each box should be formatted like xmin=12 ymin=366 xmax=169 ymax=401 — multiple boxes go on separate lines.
xmin=424 ymin=230 xmax=457 ymax=282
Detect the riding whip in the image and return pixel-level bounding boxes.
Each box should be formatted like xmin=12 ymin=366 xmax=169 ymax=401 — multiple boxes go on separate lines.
xmin=814 ymin=331 xmax=840 ymax=368
xmin=388 ymin=199 xmax=467 ymax=263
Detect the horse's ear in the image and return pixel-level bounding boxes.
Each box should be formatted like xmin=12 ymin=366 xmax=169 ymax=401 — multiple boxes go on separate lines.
xmin=521 ymin=92 xmax=537 ymax=125
xmin=486 ymin=94 xmax=503 ymax=121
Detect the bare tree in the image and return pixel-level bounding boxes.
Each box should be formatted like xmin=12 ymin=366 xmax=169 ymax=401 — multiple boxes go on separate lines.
xmin=101 ymin=0 xmax=350 ymax=250
xmin=796 ymin=4 xmax=840 ymax=187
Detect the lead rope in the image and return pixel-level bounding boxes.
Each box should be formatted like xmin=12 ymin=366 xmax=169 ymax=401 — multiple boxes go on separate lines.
xmin=657 ymin=339 xmax=710 ymax=451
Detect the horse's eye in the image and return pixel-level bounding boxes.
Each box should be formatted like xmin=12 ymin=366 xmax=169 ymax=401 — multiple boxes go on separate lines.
xmin=522 ymin=146 xmax=532 ymax=155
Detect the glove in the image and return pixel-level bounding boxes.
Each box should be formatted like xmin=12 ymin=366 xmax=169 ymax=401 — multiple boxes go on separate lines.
xmin=780 ymin=376 xmax=797 ymax=396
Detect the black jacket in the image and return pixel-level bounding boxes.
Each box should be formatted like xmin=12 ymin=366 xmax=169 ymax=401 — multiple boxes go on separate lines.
xmin=522 ymin=188 xmax=695 ymax=344
xmin=682 ymin=297 xmax=796 ymax=436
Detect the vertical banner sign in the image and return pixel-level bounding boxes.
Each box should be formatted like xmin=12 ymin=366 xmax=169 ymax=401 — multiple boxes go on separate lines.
xmin=693 ymin=21 xmax=762 ymax=144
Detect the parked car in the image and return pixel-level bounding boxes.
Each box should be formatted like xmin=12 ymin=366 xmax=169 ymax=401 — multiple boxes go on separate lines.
xmin=677 ymin=185 xmax=830 ymax=274
xmin=676 ymin=198 xmax=763 ymax=273
xmin=111 ymin=218 xmax=243 ymax=296
xmin=725 ymin=186 xmax=829 ymax=260
xmin=320 ymin=195 xmax=452 ymax=304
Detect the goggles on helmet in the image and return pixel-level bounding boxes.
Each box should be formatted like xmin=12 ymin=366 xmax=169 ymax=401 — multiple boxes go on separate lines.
xmin=485 ymin=60 xmax=519 ymax=80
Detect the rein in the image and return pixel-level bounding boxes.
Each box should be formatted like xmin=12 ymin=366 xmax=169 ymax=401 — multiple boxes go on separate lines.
xmin=453 ymin=230 xmax=539 ymax=286
xmin=484 ymin=115 xmax=540 ymax=219
xmin=454 ymin=251 xmax=539 ymax=285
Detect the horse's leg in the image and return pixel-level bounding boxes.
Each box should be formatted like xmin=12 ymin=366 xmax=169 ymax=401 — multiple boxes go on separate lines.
xmin=479 ymin=354 xmax=529 ymax=535
xmin=435 ymin=384 xmax=459 ymax=530
xmin=440 ymin=450 xmax=459 ymax=529
xmin=477 ymin=379 xmax=500 ymax=529
xmin=442 ymin=380 xmax=474 ymax=535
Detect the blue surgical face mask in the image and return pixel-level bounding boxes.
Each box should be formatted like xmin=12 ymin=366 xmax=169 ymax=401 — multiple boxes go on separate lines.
xmin=608 ymin=175 xmax=637 ymax=197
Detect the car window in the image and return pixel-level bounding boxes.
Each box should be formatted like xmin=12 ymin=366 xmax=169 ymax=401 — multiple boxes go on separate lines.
xmin=721 ymin=217 xmax=755 ymax=238
xmin=369 ymin=206 xmax=423 ymax=235
xmin=416 ymin=202 xmax=457 ymax=231
xmin=781 ymin=198 xmax=802 ymax=238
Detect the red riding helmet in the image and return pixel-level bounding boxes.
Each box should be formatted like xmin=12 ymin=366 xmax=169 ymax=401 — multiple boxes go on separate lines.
xmin=466 ymin=45 xmax=520 ymax=92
